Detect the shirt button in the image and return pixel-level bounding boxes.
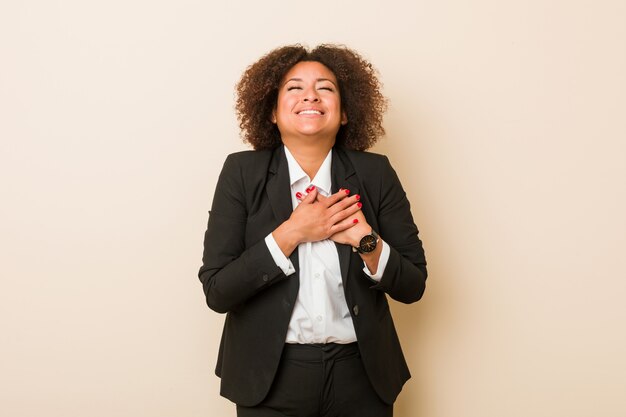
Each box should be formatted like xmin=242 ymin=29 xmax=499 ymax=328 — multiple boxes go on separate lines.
xmin=314 ymin=273 xmax=320 ymax=279
xmin=262 ymin=274 xmax=269 ymax=282
xmin=353 ymin=305 xmax=360 ymax=316
xmin=316 ymin=315 xmax=323 ymax=322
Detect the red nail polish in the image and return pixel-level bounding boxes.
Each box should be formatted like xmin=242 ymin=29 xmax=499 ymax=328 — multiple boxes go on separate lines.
xmin=309 ymin=185 xmax=315 ymax=191
xmin=352 ymin=218 xmax=359 ymax=224
xmin=344 ymin=189 xmax=350 ymax=195
xmin=357 ymin=202 xmax=362 ymax=208
xmin=355 ymin=194 xmax=360 ymax=201
xmin=296 ymin=192 xmax=303 ymax=199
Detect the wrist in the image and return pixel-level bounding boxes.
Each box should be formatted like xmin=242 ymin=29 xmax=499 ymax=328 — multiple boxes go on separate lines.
xmin=273 ymin=220 xmax=302 ymax=256
xmin=353 ymin=228 xmax=380 ymax=254
xmin=350 ymin=224 xmax=371 ymax=247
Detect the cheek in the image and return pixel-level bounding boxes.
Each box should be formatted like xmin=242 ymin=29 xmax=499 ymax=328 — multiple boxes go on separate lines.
xmin=277 ymin=96 xmax=295 ymax=113
xmin=328 ymin=96 xmax=341 ymax=110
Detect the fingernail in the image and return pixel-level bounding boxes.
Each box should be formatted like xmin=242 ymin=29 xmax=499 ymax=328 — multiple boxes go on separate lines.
xmin=344 ymin=189 xmax=350 ymax=195
xmin=357 ymin=202 xmax=362 ymax=208
xmin=355 ymin=194 xmax=360 ymax=201
xmin=309 ymin=185 xmax=315 ymax=191
xmin=352 ymin=218 xmax=359 ymax=224
xmin=296 ymin=192 xmax=303 ymax=199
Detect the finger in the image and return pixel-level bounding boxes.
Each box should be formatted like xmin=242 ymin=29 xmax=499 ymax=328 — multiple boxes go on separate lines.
xmin=315 ymin=193 xmax=327 ymax=204
xmin=317 ymin=188 xmax=349 ymax=201
xmin=330 ymin=200 xmax=362 ymax=224
xmin=329 ymin=217 xmax=360 ymax=235
xmin=300 ymin=187 xmax=318 ymax=204
xmin=328 ymin=195 xmax=361 ymax=217
xmin=320 ymin=188 xmax=350 ymax=208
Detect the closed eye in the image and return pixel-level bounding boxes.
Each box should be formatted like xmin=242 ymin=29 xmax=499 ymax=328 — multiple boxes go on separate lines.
xmin=287 ymin=86 xmax=302 ymax=91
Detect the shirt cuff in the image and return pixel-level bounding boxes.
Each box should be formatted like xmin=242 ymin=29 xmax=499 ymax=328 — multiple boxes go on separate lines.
xmin=362 ymin=240 xmax=390 ymax=282
xmin=265 ymin=233 xmax=296 ymax=276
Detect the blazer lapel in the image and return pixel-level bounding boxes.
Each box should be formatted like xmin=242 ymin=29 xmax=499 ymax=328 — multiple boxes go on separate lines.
xmin=332 ymin=148 xmax=361 ymax=286
xmin=266 ymin=145 xmax=299 ymax=273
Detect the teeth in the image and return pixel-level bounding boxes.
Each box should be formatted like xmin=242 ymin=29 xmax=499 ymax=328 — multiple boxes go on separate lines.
xmin=298 ymin=110 xmax=322 ymax=115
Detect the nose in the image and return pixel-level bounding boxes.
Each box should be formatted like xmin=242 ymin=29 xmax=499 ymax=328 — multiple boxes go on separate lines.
xmin=302 ymin=88 xmax=320 ymax=102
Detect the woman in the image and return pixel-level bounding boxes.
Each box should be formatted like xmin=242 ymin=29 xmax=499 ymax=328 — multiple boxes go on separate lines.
xmin=198 ymin=44 xmax=427 ymax=417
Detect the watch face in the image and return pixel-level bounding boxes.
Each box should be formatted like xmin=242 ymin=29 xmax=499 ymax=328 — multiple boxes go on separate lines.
xmin=359 ymin=234 xmax=377 ymax=253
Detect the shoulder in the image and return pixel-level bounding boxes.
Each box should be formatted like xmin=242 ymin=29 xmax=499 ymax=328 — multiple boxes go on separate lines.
xmin=339 ymin=147 xmax=389 ymax=163
xmin=221 ymin=149 xmax=274 ymax=175
xmin=224 ymin=149 xmax=273 ymax=164
xmin=337 ymin=148 xmax=393 ymax=175
xmin=215 ymin=150 xmax=275 ymax=194
xmin=336 ymin=148 xmax=405 ymax=199
xmin=214 ymin=150 xmax=275 ymax=203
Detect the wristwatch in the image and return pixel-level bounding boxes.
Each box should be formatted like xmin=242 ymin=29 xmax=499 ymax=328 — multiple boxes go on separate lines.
xmin=353 ymin=230 xmax=380 ymax=254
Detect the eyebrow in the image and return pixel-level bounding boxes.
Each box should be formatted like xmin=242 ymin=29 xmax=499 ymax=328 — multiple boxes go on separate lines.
xmin=283 ymin=78 xmax=338 ymax=87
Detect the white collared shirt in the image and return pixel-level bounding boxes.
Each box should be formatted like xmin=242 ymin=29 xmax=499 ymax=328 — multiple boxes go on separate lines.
xmin=264 ymin=147 xmax=390 ymax=344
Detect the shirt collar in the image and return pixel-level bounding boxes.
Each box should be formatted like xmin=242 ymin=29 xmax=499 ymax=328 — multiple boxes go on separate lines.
xmin=283 ymin=146 xmax=333 ymax=195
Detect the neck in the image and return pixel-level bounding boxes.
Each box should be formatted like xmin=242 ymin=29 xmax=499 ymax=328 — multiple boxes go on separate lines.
xmin=282 ymin=139 xmax=334 ymax=180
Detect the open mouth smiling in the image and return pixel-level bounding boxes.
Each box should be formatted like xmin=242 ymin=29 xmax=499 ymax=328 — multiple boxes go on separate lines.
xmin=297 ymin=109 xmax=324 ymax=115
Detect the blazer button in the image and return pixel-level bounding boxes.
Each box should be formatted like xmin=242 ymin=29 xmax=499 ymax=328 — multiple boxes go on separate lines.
xmin=262 ymin=274 xmax=269 ymax=282
xmin=352 ymin=305 xmax=359 ymax=316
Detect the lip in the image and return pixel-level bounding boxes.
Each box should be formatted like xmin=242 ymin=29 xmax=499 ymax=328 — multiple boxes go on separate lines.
xmin=296 ymin=108 xmax=324 ymax=116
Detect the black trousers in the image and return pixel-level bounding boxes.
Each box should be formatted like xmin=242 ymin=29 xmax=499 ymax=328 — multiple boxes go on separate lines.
xmin=236 ymin=343 xmax=393 ymax=417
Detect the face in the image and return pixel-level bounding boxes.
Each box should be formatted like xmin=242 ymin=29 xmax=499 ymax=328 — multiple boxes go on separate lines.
xmin=272 ymin=61 xmax=347 ymax=146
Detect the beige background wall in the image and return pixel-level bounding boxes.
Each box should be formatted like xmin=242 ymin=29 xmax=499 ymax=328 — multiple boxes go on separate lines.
xmin=1 ymin=0 xmax=625 ymax=416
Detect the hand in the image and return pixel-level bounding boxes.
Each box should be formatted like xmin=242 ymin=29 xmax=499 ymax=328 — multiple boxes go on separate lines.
xmin=318 ymin=191 xmax=382 ymax=275
xmin=328 ymin=209 xmax=370 ymax=247
xmin=272 ymin=187 xmax=362 ymax=256
xmin=316 ymin=191 xmax=371 ymax=247
xmin=291 ymin=187 xmax=363 ymax=242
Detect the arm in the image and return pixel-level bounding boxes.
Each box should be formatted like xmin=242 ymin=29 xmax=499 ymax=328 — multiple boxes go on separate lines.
xmin=198 ymin=155 xmax=287 ymax=314
xmin=329 ymin=155 xmax=427 ymax=304
xmin=371 ymin=156 xmax=427 ymax=304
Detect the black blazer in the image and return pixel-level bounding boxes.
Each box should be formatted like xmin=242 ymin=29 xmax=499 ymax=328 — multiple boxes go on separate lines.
xmin=198 ymin=145 xmax=427 ymax=406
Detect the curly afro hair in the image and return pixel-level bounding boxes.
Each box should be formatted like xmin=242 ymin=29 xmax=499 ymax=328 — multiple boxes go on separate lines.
xmin=235 ymin=44 xmax=388 ymax=151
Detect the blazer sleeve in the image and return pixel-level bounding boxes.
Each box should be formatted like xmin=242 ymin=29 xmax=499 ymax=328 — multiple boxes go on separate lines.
xmin=198 ymin=154 xmax=288 ymax=314
xmin=369 ymin=156 xmax=427 ymax=304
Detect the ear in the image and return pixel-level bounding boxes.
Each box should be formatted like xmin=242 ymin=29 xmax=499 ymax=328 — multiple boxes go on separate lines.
xmin=271 ymin=108 xmax=277 ymax=124
xmin=341 ymin=110 xmax=348 ymax=125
